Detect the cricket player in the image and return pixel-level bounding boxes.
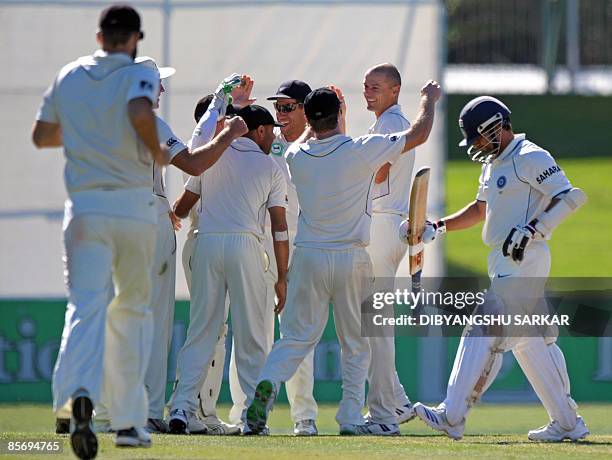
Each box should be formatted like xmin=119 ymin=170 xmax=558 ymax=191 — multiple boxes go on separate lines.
xmin=136 ymin=61 xmax=250 ymax=434
xmin=181 ymin=82 xmax=255 ymax=436
xmin=247 ymin=81 xmax=442 ymax=435
xmin=362 ymin=63 xmax=416 ymax=434
xmin=168 ymin=105 xmax=289 ymax=434
xmin=32 ymin=5 xmax=167 ymax=456
xmin=410 ymin=96 xmax=589 ymax=442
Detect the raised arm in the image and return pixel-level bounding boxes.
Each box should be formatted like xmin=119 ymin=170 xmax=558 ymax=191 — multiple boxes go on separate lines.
xmin=171 ymin=116 xmax=248 ymax=176
xmin=128 ymin=97 xmax=170 ymax=165
xmin=400 ymin=80 xmax=442 ymax=153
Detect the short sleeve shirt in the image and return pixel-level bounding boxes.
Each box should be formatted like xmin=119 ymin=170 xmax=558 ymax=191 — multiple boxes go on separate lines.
xmin=286 ymin=132 xmax=405 ymax=249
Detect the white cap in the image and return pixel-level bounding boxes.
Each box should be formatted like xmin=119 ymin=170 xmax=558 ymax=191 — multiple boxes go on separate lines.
xmin=134 ymin=56 xmax=176 ymax=79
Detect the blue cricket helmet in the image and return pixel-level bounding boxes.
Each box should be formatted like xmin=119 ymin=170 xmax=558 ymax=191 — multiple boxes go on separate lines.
xmin=458 ymin=96 xmax=511 ymax=147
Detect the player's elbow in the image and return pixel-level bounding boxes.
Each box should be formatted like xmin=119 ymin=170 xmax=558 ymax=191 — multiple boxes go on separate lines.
xmin=32 ymin=130 xmax=44 ymax=148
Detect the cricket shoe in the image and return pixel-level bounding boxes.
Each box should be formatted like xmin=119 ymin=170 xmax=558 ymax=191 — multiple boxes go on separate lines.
xmin=362 ymin=421 xmax=400 ymax=436
xmin=246 ymin=380 xmax=276 ymax=435
xmin=168 ymin=409 xmax=208 ymax=435
xmin=528 ymin=416 xmax=589 ymax=442
xmin=93 ymin=419 xmax=113 ymax=434
xmin=242 ymin=423 xmax=270 ymax=436
xmin=201 ymin=416 xmax=241 ymax=436
xmin=70 ymin=390 xmax=98 ymax=460
xmin=294 ymin=419 xmax=318 ymax=436
xmin=55 ymin=418 xmax=70 ymax=434
xmin=145 ymin=418 xmax=168 ymax=434
xmin=414 ymin=403 xmax=465 ymax=440
xmin=339 ymin=423 xmax=369 ymax=436
xmin=396 ymin=402 xmax=417 ymax=424
xmin=115 ymin=427 xmax=152 ymax=447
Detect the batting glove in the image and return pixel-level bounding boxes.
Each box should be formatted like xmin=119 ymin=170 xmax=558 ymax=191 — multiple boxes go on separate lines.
xmin=502 ymin=223 xmax=537 ymax=263
xmin=398 ymin=219 xmax=446 ymax=244
xmin=422 ymin=219 xmax=446 ymax=243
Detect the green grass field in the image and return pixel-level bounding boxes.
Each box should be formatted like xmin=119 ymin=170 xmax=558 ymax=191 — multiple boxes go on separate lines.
xmin=1 ymin=404 xmax=611 ymax=459
xmin=445 ymin=157 xmax=612 ymax=277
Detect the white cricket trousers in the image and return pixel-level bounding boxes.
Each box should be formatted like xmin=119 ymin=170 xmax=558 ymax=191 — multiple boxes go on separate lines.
xmin=365 ymin=213 xmax=411 ymax=424
xmin=172 ymin=233 xmax=269 ymax=422
xmin=53 ymin=214 xmax=156 ymax=430
xmin=228 ymin=242 xmax=318 ymax=425
xmin=259 ymin=247 xmax=374 ymax=426
xmin=184 ymin=235 xmax=240 ymax=423
xmin=444 ymin=242 xmax=579 ymax=430
xmin=145 ymin=214 xmax=176 ymax=419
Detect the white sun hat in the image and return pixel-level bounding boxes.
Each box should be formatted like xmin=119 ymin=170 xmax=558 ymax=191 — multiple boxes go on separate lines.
xmin=134 ymin=56 xmax=176 ymax=79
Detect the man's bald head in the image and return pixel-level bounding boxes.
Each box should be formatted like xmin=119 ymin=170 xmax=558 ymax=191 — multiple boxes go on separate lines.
xmin=366 ymin=63 xmax=401 ymax=87
xmin=363 ymin=63 xmax=402 ymax=116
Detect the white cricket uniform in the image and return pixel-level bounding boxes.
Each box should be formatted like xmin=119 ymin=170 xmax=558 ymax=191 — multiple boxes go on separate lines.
xmin=366 ymin=104 xmax=414 ymax=424
xmin=170 ymin=137 xmax=287 ymax=423
xmin=443 ymin=134 xmax=579 ymax=431
xmin=38 ymin=50 xmax=160 ymax=430
xmin=144 ymin=118 xmax=186 ymax=419
xmin=258 ymin=132 xmax=407 ymax=425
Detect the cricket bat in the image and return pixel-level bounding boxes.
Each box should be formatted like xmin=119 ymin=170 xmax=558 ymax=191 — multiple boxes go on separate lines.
xmin=408 ymin=167 xmax=430 ymax=293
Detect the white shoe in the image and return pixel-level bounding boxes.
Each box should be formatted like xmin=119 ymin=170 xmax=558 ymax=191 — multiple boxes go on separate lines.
xmin=528 ymin=416 xmax=589 ymax=442
xmin=339 ymin=423 xmax=369 ymax=436
xmin=396 ymin=402 xmax=416 ymax=424
xmin=115 ymin=427 xmax=152 ymax=447
xmin=201 ymin=416 xmax=241 ymax=436
xmin=365 ymin=421 xmax=400 ymax=436
xmin=294 ymin=419 xmax=318 ymax=436
xmin=414 ymin=403 xmax=465 ymax=440
xmin=168 ymin=409 xmax=208 ymax=435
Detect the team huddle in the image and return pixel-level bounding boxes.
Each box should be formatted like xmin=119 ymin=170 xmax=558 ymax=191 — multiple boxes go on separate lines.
xmin=31 ymin=4 xmax=589 ymax=460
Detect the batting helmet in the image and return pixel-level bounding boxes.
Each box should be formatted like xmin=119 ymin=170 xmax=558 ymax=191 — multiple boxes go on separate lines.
xmin=458 ymin=96 xmax=511 ymax=162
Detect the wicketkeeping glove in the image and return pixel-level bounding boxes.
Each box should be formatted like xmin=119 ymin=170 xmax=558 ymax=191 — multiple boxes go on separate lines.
xmin=211 ymin=73 xmax=243 ymax=117
xmin=502 ymin=223 xmax=537 ymax=263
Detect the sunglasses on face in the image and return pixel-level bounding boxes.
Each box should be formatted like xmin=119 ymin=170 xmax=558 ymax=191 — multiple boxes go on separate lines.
xmin=274 ymin=102 xmax=302 ymax=113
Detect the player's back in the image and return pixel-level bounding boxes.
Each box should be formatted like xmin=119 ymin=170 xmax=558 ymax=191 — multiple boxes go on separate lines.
xmin=50 ymin=51 xmax=160 ymax=194
xmin=287 ymin=133 xmax=404 ymax=249
xmin=197 ymin=137 xmax=287 ymax=240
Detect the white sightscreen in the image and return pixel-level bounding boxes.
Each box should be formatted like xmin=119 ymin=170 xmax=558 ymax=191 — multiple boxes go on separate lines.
xmin=0 ymin=0 xmax=445 ymax=298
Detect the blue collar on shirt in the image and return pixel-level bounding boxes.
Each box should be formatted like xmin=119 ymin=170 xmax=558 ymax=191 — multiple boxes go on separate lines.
xmin=494 ymin=133 xmax=526 ymax=163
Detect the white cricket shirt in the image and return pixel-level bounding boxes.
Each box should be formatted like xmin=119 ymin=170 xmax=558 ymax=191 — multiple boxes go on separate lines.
xmin=368 ymin=104 xmax=414 ymax=215
xmin=185 ymin=137 xmax=288 ymax=240
xmin=476 ymin=134 xmax=572 ymax=247
xmin=286 ymin=132 xmax=406 ymax=249
xmin=153 ymin=116 xmax=187 ymax=215
xmin=37 ymin=50 xmax=161 ymax=223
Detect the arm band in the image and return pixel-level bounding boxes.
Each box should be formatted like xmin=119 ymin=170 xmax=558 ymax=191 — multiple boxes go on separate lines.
xmin=274 ymin=231 xmax=289 ymax=241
